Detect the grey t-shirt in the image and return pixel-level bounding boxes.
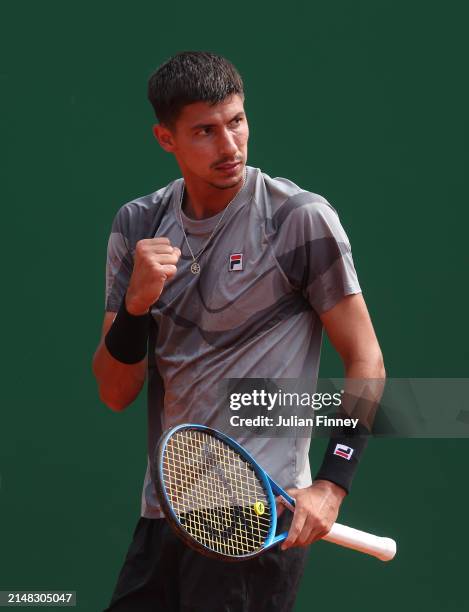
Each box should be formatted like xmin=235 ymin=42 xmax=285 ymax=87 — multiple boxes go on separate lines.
xmin=105 ymin=166 xmax=361 ymax=518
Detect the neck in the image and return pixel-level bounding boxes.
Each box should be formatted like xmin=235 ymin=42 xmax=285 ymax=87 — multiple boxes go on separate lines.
xmin=181 ymin=170 xmax=246 ymax=220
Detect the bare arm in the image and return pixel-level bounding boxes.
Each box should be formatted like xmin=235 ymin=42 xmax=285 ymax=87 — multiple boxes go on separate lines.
xmin=92 ymin=310 xmax=147 ymax=411
xmin=283 ymin=293 xmax=385 ymax=549
xmin=320 ymin=293 xmax=385 ymax=380
xmin=92 ymin=237 xmax=181 ymax=412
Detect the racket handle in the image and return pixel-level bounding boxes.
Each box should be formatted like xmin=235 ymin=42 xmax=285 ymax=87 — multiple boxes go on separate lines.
xmin=268 ymin=524 xmax=395 ymax=562
xmin=269 ymin=476 xmax=396 ymax=561
xmin=323 ymin=522 xmax=397 ymax=562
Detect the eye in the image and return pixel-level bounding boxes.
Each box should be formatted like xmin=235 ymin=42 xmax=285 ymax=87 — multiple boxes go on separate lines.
xmin=195 ymin=126 xmax=212 ymax=136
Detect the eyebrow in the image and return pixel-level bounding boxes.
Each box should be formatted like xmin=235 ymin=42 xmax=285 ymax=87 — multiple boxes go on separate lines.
xmin=191 ymin=112 xmax=245 ymax=131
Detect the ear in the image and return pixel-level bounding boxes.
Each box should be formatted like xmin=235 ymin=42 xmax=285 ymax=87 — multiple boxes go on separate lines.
xmin=153 ymin=124 xmax=176 ymax=153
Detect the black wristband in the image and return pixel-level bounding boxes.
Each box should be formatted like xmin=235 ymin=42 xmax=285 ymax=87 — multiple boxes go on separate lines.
xmin=104 ymin=297 xmax=150 ymax=364
xmin=314 ymin=422 xmax=369 ymax=494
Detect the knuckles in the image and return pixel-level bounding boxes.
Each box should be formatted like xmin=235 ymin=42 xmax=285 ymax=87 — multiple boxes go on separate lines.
xmin=315 ymin=520 xmax=331 ymax=536
xmin=135 ymin=244 xmax=180 ymax=267
xmin=150 ymin=261 xmax=164 ymax=273
xmin=135 ymin=238 xmax=179 ymax=259
xmin=134 ymin=240 xmax=147 ymax=257
xmin=164 ymin=265 xmax=178 ymax=279
xmin=285 ymin=489 xmax=338 ymax=549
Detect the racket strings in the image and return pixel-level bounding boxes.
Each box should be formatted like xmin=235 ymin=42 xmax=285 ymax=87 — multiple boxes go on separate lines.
xmin=162 ymin=430 xmax=271 ymax=556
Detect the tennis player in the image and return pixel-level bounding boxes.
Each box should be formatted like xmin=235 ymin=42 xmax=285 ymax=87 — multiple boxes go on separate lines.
xmin=93 ymin=51 xmax=385 ymax=611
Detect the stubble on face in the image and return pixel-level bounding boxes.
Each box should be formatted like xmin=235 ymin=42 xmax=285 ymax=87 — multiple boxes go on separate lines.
xmin=173 ymin=95 xmax=249 ymax=192
xmin=206 ymin=171 xmax=245 ymax=191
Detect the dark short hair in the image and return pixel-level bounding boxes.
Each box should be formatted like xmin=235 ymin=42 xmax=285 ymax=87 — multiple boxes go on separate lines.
xmin=147 ymin=51 xmax=244 ymax=128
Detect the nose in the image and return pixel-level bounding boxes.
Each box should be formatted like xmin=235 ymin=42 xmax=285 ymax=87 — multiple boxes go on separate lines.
xmin=218 ymin=127 xmax=238 ymax=159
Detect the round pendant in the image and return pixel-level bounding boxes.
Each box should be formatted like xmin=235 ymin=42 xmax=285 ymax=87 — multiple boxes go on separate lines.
xmin=190 ymin=261 xmax=201 ymax=275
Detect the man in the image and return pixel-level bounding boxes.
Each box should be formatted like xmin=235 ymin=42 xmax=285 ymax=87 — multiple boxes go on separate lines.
xmin=93 ymin=51 xmax=385 ymax=611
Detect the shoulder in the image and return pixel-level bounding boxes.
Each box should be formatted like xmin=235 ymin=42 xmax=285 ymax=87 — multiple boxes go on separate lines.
xmin=110 ymin=178 xmax=180 ymax=246
xmin=257 ymin=170 xmax=340 ymax=237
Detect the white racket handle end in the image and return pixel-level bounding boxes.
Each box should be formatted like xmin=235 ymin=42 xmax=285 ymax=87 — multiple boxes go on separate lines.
xmin=323 ymin=523 xmax=397 ymax=562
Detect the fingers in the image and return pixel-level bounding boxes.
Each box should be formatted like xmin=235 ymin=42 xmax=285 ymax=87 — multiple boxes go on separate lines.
xmin=136 ymin=238 xmax=181 ymax=257
xmin=149 ymin=237 xmax=171 ymax=245
xmin=151 ymin=253 xmax=180 ymax=266
xmin=126 ymin=238 xmax=181 ymax=312
xmin=153 ymin=244 xmax=181 ymax=256
xmin=296 ymin=514 xmax=330 ymax=547
xmin=135 ymin=239 xmax=181 ymax=272
xmin=160 ymin=264 xmax=178 ymax=280
xmin=281 ymin=487 xmax=336 ymax=551
xmin=281 ymin=505 xmax=307 ymax=550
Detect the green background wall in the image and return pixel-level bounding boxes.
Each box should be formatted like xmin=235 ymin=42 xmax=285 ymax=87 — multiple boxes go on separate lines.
xmin=1 ymin=1 xmax=468 ymax=610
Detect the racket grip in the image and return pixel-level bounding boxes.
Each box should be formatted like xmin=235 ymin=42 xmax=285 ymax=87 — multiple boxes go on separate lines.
xmin=323 ymin=523 xmax=397 ymax=562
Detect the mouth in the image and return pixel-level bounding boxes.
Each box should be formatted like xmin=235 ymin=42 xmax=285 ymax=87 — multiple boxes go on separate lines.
xmin=214 ymin=161 xmax=243 ymax=174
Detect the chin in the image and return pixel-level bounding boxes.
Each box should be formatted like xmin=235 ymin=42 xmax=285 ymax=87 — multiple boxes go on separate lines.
xmin=211 ymin=168 xmax=245 ymax=190
xmin=216 ymin=178 xmax=243 ymax=190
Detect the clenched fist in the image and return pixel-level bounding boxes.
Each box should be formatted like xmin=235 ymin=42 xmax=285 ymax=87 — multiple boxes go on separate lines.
xmin=125 ymin=237 xmax=181 ymax=315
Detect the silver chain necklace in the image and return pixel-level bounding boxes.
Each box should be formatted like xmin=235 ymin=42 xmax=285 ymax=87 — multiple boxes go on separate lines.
xmin=178 ymin=169 xmax=247 ymax=275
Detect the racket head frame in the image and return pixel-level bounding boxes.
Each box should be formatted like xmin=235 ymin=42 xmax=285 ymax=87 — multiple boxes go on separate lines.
xmin=154 ymin=423 xmax=286 ymax=561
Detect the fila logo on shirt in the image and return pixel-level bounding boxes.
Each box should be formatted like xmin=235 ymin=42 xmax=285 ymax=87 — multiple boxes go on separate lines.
xmin=333 ymin=443 xmax=354 ymax=460
xmin=229 ymin=253 xmax=243 ymax=271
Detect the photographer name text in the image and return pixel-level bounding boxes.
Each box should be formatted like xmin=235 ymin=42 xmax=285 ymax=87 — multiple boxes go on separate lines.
xmin=229 ymin=414 xmax=359 ymax=428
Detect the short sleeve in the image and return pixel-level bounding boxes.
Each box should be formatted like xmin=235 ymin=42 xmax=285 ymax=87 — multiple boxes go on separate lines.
xmin=273 ymin=198 xmax=361 ymax=315
xmin=105 ymin=207 xmax=134 ymax=312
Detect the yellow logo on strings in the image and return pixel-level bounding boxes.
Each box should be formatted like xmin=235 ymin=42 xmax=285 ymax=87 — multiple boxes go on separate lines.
xmin=253 ymin=501 xmax=265 ymax=516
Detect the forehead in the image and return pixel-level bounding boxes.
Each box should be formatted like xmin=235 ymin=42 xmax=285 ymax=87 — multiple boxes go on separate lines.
xmin=177 ymin=94 xmax=245 ymax=127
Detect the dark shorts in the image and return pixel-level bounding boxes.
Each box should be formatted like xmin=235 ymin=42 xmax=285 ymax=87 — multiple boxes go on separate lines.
xmin=104 ymin=512 xmax=309 ymax=612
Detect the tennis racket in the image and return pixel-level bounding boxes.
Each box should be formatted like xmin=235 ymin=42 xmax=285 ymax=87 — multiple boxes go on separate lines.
xmin=154 ymin=424 xmax=397 ymax=562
